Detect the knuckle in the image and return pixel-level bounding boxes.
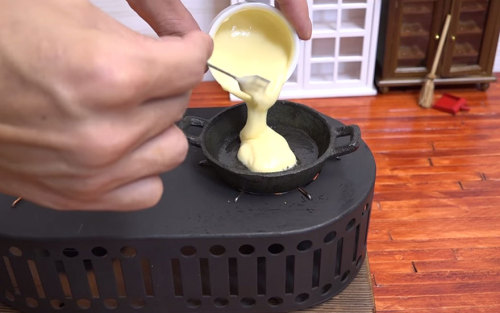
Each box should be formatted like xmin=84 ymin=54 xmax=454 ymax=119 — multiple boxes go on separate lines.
xmin=69 ymin=181 xmax=102 ymax=200
xmin=182 ymin=32 xmax=213 ymax=82
xmin=72 ymin=123 xmax=131 ymax=167
xmin=189 ymin=31 xmax=213 ymax=58
xmin=81 ymin=53 xmax=145 ymax=105
xmin=170 ymin=93 xmax=190 ymax=121
xmin=55 ymin=44 xmax=147 ymax=107
xmin=50 ymin=176 xmax=104 ymax=205
xmin=99 ymin=64 xmax=144 ymax=99
xmin=160 ymin=126 xmax=188 ymax=170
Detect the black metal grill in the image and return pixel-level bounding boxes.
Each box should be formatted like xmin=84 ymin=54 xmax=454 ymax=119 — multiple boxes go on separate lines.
xmin=0 ymin=107 xmax=376 ymax=313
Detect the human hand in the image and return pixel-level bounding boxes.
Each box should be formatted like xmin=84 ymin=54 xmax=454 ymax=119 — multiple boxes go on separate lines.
xmin=0 ymin=0 xmax=213 ymax=211
xmin=127 ymin=0 xmax=312 ymax=40
xmin=275 ymin=0 xmax=312 ymax=40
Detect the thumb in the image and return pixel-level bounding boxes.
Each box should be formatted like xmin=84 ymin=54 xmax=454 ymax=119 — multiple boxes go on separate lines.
xmin=275 ymin=0 xmax=312 ymax=40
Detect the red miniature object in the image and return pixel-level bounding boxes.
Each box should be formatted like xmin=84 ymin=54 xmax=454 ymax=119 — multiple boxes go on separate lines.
xmin=432 ymin=93 xmax=470 ymax=114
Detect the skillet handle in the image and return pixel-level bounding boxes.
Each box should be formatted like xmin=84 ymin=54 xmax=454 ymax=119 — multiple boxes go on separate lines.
xmin=330 ymin=125 xmax=361 ymax=157
xmin=177 ymin=116 xmax=207 ymax=147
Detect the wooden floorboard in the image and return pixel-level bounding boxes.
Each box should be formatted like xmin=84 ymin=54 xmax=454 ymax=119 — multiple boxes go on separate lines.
xmin=189 ymin=76 xmax=500 ymax=313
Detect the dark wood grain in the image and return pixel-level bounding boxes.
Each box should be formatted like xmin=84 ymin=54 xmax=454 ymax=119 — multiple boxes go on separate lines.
xmin=189 ymin=76 xmax=500 ymax=313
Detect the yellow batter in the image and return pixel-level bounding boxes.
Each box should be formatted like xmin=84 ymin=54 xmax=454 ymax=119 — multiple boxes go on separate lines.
xmin=209 ymin=6 xmax=297 ymax=173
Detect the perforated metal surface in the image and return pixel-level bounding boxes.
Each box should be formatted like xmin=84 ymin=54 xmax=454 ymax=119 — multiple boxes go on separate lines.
xmin=0 ymin=107 xmax=376 ymax=313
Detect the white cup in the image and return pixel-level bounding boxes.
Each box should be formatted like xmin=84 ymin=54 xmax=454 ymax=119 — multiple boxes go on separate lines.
xmin=208 ymin=3 xmax=299 ymax=84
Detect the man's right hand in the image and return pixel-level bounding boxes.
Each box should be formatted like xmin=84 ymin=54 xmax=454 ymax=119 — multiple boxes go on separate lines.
xmin=0 ymin=0 xmax=213 ymax=211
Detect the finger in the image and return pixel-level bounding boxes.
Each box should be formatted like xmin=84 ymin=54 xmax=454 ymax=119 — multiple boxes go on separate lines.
xmin=121 ymin=93 xmax=191 ymax=152
xmin=80 ymin=30 xmax=212 ymax=109
xmin=62 ymin=176 xmax=164 ymax=211
xmin=127 ymin=0 xmax=200 ymax=37
xmin=97 ymin=176 xmax=164 ymax=211
xmin=41 ymin=124 xmax=187 ymax=206
xmin=275 ymin=0 xmax=312 ymax=40
xmin=134 ymin=31 xmax=213 ymax=101
xmin=6 ymin=176 xmax=163 ymax=212
xmin=61 ymin=93 xmax=190 ymax=172
xmin=89 ymin=125 xmax=189 ymax=211
xmin=91 ymin=125 xmax=188 ymax=192
xmin=107 ymin=90 xmax=191 ymax=159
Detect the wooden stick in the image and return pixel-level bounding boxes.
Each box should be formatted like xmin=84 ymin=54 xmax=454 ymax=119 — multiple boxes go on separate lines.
xmin=419 ymin=14 xmax=452 ymax=108
xmin=430 ymin=14 xmax=452 ymax=76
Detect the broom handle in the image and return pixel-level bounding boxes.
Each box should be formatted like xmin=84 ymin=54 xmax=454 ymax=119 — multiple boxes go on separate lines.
xmin=430 ymin=14 xmax=452 ymax=76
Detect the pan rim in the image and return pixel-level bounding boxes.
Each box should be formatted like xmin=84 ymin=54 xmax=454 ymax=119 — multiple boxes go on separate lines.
xmin=199 ymin=100 xmax=334 ymax=178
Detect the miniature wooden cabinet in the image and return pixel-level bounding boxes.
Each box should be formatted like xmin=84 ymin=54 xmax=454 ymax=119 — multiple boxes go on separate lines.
xmin=376 ymin=0 xmax=500 ymax=92
xmin=231 ymin=0 xmax=381 ymax=99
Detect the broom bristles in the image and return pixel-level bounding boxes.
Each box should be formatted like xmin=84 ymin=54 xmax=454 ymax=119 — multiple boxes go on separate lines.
xmin=419 ymin=77 xmax=435 ymax=108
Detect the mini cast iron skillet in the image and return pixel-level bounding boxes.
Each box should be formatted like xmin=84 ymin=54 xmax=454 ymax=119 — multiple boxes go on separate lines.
xmin=179 ymin=100 xmax=360 ymax=193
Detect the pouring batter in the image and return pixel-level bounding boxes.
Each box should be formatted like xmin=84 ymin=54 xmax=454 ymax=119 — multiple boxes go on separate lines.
xmin=209 ymin=5 xmax=297 ymax=173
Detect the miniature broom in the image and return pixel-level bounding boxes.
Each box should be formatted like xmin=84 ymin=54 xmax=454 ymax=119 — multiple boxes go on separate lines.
xmin=419 ymin=14 xmax=452 ymax=108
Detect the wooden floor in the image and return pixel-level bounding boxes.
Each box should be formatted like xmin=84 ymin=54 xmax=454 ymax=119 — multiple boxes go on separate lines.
xmin=190 ymin=76 xmax=500 ymax=313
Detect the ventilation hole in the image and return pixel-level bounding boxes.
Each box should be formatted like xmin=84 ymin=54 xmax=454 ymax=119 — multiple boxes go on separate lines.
xmin=180 ymin=246 xmax=196 ymax=257
xmin=36 ymin=249 xmax=50 ymax=257
xmin=186 ymin=299 xmax=201 ymax=308
xmin=3 ymin=256 xmax=20 ymax=295
xmin=362 ymin=203 xmax=369 ymax=215
xmin=103 ymin=298 xmax=118 ymax=310
xmin=214 ymin=298 xmax=228 ymax=307
xmin=353 ymin=224 xmax=360 ymax=261
xmin=62 ymin=248 xmax=79 ymax=258
xmin=364 ymin=214 xmax=370 ymax=245
xmin=346 ymin=218 xmax=356 ymax=231
xmin=112 ymin=259 xmax=127 ymax=298
xmin=295 ymin=293 xmax=309 ymax=303
xmin=356 ymin=255 xmax=363 ymax=267
xmin=228 ymin=258 xmax=238 ymax=296
xmin=321 ymin=283 xmax=332 ymax=295
xmin=341 ymin=270 xmax=350 ymax=283
xmin=267 ymin=297 xmax=283 ymax=306
xmin=4 ymin=290 xmax=15 ymax=302
xmin=130 ymin=298 xmax=145 ymax=309
xmin=312 ymin=249 xmax=321 ymax=287
xmin=239 ymin=244 xmax=255 ymax=255
xmin=84 ymin=260 xmax=100 ymax=299
xmin=297 ymin=240 xmax=312 ymax=251
xmin=9 ymin=247 xmax=22 ymax=257
xmin=172 ymin=259 xmax=183 ymax=296
xmin=28 ymin=259 xmax=46 ymax=299
xmin=240 ymin=297 xmax=256 ymax=307
xmin=120 ymin=246 xmax=136 ymax=258
xmin=27 ymin=296 xmax=41 ymax=309
xmin=285 ymin=255 xmax=295 ymax=294
xmin=257 ymin=257 xmax=266 ymax=295
xmin=209 ymin=245 xmax=226 ymax=256
xmin=335 ymin=238 xmax=343 ymax=277
xmin=50 ymin=299 xmax=65 ymax=310
xmin=324 ymin=231 xmax=337 ymax=243
xmin=91 ymin=247 xmax=107 ymax=257
xmin=55 ymin=261 xmax=72 ymax=299
xmin=268 ymin=244 xmax=284 ymax=254
xmin=141 ymin=258 xmax=154 ymax=297
xmin=77 ymin=298 xmax=91 ymax=310
xmin=200 ymin=258 xmax=211 ymax=296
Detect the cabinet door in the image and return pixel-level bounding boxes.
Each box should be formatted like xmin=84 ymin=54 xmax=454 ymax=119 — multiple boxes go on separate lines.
xmin=440 ymin=0 xmax=500 ymax=76
xmin=381 ymin=0 xmax=447 ymax=79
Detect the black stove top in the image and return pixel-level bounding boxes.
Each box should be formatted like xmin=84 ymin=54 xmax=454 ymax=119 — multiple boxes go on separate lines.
xmin=0 ymin=107 xmax=376 ymax=240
